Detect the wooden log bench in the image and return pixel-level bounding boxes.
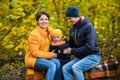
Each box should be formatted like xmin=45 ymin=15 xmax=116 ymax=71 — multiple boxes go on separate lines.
xmin=26 ymin=68 xmax=46 ymax=80
xmin=26 ymin=60 xmax=120 ymax=80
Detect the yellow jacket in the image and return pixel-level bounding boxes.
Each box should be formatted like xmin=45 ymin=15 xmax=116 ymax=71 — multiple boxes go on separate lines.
xmin=25 ymin=26 xmax=53 ymax=67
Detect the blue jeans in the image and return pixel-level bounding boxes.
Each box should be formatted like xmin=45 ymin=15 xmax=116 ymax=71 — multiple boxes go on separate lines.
xmin=34 ymin=58 xmax=60 ymax=80
xmin=62 ymin=54 xmax=101 ymax=80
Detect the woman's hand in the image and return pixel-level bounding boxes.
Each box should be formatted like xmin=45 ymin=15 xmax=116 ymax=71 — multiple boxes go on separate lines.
xmin=52 ymin=53 xmax=57 ymax=57
xmin=51 ymin=50 xmax=57 ymax=57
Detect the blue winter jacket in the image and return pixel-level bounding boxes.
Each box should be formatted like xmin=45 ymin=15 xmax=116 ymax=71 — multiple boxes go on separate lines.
xmin=69 ymin=17 xmax=100 ymax=58
xmin=49 ymin=42 xmax=70 ymax=66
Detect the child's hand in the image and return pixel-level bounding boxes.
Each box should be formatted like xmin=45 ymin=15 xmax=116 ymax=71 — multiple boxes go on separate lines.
xmin=51 ymin=49 xmax=55 ymax=53
xmin=58 ymin=50 xmax=60 ymax=54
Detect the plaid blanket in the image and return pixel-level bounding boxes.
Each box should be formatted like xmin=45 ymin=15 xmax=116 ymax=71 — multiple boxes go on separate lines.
xmin=84 ymin=60 xmax=120 ymax=79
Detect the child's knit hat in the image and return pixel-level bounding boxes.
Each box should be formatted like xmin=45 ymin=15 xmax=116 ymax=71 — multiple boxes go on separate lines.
xmin=52 ymin=29 xmax=63 ymax=39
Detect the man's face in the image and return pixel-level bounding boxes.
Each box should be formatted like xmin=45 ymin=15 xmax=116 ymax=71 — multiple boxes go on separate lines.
xmin=66 ymin=17 xmax=79 ymax=25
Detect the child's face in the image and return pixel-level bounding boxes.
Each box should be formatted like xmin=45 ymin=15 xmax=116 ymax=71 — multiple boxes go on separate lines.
xmin=53 ymin=34 xmax=61 ymax=43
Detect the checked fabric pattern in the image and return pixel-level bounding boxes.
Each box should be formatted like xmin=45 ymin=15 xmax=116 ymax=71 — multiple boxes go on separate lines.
xmin=84 ymin=60 xmax=120 ymax=79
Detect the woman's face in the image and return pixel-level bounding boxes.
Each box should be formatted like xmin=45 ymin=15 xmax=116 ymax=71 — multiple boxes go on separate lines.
xmin=37 ymin=14 xmax=49 ymax=28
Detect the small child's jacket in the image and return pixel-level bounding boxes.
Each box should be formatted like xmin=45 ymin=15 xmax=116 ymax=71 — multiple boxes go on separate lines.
xmin=50 ymin=40 xmax=70 ymax=66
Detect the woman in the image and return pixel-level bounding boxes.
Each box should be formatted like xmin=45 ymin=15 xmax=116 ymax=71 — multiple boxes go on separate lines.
xmin=25 ymin=11 xmax=60 ymax=80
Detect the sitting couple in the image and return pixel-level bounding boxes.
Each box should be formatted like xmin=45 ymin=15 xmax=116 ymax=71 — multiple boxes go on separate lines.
xmin=25 ymin=6 xmax=101 ymax=80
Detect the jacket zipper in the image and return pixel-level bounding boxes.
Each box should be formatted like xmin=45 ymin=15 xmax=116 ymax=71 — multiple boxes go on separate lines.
xmin=74 ymin=28 xmax=77 ymax=45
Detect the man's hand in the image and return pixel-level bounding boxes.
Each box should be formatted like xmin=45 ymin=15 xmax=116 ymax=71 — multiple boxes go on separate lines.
xmin=63 ymin=47 xmax=72 ymax=54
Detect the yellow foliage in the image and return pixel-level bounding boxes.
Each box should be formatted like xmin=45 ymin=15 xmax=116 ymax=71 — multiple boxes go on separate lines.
xmin=0 ymin=0 xmax=119 ymax=60
xmin=19 ymin=27 xmax=25 ymax=33
xmin=2 ymin=36 xmax=10 ymax=45
xmin=75 ymin=0 xmax=80 ymax=3
xmin=0 ymin=23 xmax=2 ymax=27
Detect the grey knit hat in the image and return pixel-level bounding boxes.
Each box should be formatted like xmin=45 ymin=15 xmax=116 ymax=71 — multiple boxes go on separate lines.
xmin=66 ymin=6 xmax=80 ymax=17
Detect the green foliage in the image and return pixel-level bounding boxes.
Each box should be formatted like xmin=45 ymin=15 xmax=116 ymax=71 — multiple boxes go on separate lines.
xmin=0 ymin=0 xmax=120 ymax=62
xmin=0 ymin=60 xmax=25 ymax=73
xmin=0 ymin=66 xmax=6 ymax=73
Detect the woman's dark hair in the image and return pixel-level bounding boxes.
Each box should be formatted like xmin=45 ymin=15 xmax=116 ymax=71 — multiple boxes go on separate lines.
xmin=35 ymin=11 xmax=50 ymax=21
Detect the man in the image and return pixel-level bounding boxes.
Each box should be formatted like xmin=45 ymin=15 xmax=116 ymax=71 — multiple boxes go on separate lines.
xmin=62 ymin=6 xmax=101 ymax=80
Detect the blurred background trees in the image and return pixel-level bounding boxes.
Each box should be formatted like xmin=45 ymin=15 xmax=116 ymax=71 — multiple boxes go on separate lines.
xmin=0 ymin=0 xmax=120 ymax=70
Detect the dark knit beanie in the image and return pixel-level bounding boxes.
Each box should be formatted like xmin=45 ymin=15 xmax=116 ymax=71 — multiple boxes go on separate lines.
xmin=66 ymin=6 xmax=80 ymax=17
